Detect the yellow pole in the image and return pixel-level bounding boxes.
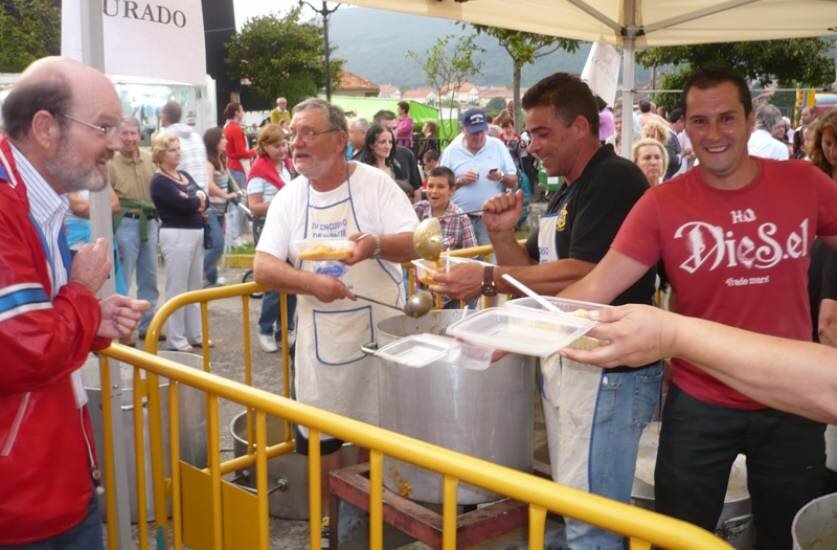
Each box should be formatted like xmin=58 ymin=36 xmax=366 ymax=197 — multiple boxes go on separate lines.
xmin=369 ymin=450 xmax=384 ymax=550
xmin=529 ymin=505 xmax=546 ymax=549
xmin=441 ymin=475 xmax=458 ymax=550
xmin=169 ymin=381 xmax=183 ymax=550
xmin=242 ymin=294 xmax=255 ymax=454
xmin=308 ymin=429 xmax=322 ymax=549
xmin=255 ymin=411 xmax=270 ymax=550
xmin=99 ymin=356 xmax=121 ymax=550
xmin=280 ymin=293 xmax=292 ymax=443
xmin=200 ymin=302 xmax=210 ymax=372
xmin=132 ymin=366 xmax=149 ymax=547
xmin=208 ymin=394 xmax=223 ymax=550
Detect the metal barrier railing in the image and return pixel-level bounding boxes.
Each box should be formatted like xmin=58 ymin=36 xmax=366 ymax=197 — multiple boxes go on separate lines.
xmin=93 ymin=242 xmax=729 ymax=549
xmin=99 ymin=341 xmax=728 ymax=549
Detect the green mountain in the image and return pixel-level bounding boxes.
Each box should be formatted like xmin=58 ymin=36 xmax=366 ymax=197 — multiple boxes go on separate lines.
xmin=327 ymin=7 xmax=653 ymax=89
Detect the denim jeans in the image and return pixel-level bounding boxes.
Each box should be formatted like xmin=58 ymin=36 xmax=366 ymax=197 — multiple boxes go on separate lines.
xmin=565 ymin=363 xmax=663 ymax=549
xmin=115 ymin=217 xmax=159 ymax=333
xmin=228 ymin=170 xmax=247 ymax=242
xmin=259 ymin=291 xmax=297 ymax=337
xmin=203 ymin=209 xmax=226 ymax=284
xmin=656 ymin=384 xmax=825 ymax=550
xmin=4 ymin=495 xmax=104 ymax=549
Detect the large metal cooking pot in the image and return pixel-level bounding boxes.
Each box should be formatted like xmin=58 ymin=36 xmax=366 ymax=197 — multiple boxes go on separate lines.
xmin=631 ymin=422 xmax=753 ymax=549
xmin=371 ymin=310 xmax=535 ymax=504
xmin=229 ymin=411 xmax=360 ymax=519
xmin=792 ymin=492 xmax=837 ymax=549
xmin=81 ymin=351 xmax=206 ymax=522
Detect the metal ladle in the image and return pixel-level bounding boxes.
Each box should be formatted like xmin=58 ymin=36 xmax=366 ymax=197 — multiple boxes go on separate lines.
xmin=355 ymin=291 xmax=434 ymax=318
xmin=413 ymin=210 xmax=483 ymax=262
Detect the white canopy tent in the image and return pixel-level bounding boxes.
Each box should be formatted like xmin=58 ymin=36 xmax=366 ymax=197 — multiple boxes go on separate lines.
xmin=336 ymin=0 xmax=837 ymax=155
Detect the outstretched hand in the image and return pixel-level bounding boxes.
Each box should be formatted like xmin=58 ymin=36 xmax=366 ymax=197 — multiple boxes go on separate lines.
xmin=559 ymin=304 xmax=677 ymax=368
xmin=70 ymin=238 xmax=112 ymax=294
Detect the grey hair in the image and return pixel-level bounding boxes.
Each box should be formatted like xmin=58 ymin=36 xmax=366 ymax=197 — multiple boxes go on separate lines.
xmin=292 ymin=98 xmax=348 ymax=134
xmin=348 ymin=116 xmax=369 ymax=132
xmin=755 ymin=104 xmax=782 ymax=131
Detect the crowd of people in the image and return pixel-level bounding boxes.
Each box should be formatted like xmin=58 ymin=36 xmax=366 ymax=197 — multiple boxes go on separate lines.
xmin=1 ymin=52 xmax=836 ymax=550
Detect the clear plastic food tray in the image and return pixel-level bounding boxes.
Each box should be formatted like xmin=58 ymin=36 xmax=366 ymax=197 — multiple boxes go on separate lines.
xmin=293 ymin=239 xmax=355 ymax=261
xmin=505 ymin=296 xmax=605 ymax=315
xmin=446 ymin=307 xmax=596 ymax=357
xmin=411 ymin=257 xmax=489 ymax=285
xmin=373 ymin=334 xmax=456 ymax=368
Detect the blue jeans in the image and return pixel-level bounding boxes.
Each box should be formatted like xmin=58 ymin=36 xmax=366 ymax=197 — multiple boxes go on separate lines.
xmin=203 ymin=209 xmax=226 ymax=284
xmin=469 ymin=215 xmax=490 ymax=246
xmin=115 ymin=217 xmax=159 ymax=333
xmin=4 ymin=495 xmax=104 ymax=549
xmin=259 ymin=291 xmax=297 ymax=337
xmin=567 ymin=363 xmax=663 ymax=549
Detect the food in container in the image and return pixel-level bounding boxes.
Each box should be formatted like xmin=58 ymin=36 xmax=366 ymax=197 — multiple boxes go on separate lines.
xmin=411 ymin=256 xmax=489 ymax=286
xmin=505 ymin=296 xmax=606 ymax=350
xmin=294 ymin=239 xmax=355 ymax=261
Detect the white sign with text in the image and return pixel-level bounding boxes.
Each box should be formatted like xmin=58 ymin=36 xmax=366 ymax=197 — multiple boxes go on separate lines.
xmin=62 ymin=0 xmax=206 ymax=84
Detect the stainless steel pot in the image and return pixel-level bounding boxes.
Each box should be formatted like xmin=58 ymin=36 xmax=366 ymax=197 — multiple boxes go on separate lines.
xmin=370 ymin=310 xmax=535 ymax=504
xmin=81 ymin=351 xmax=206 ymax=523
xmin=792 ymin=492 xmax=837 ymax=549
xmin=631 ymin=422 xmax=754 ymax=549
xmin=229 ymin=411 xmax=360 ymax=519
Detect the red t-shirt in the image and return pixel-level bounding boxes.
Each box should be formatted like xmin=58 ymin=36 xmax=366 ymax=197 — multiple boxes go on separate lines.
xmin=612 ymin=158 xmax=837 ymax=409
xmin=223 ymin=121 xmax=255 ymax=172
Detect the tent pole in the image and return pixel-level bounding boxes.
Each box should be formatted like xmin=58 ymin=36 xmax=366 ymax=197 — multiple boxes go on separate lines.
xmin=620 ymin=35 xmax=636 ymax=159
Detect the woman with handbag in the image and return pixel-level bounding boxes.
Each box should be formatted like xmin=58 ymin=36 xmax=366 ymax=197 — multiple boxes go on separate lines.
xmin=150 ymin=132 xmax=209 ymax=353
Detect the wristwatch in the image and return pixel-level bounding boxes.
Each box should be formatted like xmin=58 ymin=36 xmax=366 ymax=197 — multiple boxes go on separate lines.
xmin=481 ymin=265 xmax=498 ymax=296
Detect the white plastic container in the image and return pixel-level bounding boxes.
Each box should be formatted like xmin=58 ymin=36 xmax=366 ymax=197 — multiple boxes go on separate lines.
xmin=446 ymin=306 xmax=596 ymax=357
xmin=505 ymin=295 xmax=604 ymax=315
xmin=411 ymin=256 xmax=489 ymax=286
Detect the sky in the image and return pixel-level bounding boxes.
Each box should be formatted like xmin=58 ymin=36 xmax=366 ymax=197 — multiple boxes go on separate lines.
xmin=231 ymin=0 xmax=354 ymax=30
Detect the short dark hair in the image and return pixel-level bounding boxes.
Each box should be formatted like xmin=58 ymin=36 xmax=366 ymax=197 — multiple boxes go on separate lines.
xmin=681 ymin=65 xmax=752 ymax=117
xmin=373 ymin=109 xmax=397 ymax=123
xmin=1 ymin=72 xmax=72 ymax=140
xmin=397 ymin=101 xmax=409 ymax=114
xmin=428 ymin=166 xmax=455 ymax=188
xmin=223 ymin=102 xmax=241 ymax=121
xmin=522 ymin=72 xmax=599 ymax=136
xmin=162 ymin=100 xmax=183 ymax=124
xmin=638 ymin=100 xmax=652 ymax=113
xmin=669 ymin=108 xmax=684 ymax=124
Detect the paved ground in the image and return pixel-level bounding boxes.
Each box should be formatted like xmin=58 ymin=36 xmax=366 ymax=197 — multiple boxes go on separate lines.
xmin=120 ymin=263 xmax=551 ymax=549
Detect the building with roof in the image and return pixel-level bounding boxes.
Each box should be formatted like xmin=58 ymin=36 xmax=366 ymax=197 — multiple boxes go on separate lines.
xmin=335 ymin=68 xmax=380 ymax=97
xmin=377 ymin=83 xmax=401 ymax=99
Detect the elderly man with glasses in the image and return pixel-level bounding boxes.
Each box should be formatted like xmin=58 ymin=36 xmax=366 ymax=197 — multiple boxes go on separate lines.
xmin=253 ymin=99 xmax=418 ymax=490
xmin=0 ymin=56 xmax=149 ymax=548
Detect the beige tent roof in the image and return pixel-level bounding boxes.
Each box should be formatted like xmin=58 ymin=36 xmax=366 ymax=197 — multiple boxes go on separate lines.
xmin=337 ymin=0 xmax=837 ymax=47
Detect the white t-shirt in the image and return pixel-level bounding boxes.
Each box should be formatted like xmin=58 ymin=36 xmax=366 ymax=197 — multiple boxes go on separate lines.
xmin=247 ymin=163 xmax=291 ymax=205
xmin=748 ymin=128 xmax=789 ymax=161
xmin=257 ymin=162 xmax=419 ymax=262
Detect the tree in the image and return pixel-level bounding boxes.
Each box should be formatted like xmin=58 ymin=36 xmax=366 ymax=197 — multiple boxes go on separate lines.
xmin=638 ymin=38 xmax=835 ymax=111
xmin=469 ymin=25 xmax=579 ymax=130
xmin=0 ymin=0 xmax=60 ymax=72
xmin=485 ymin=97 xmax=508 ymax=118
xmin=408 ymin=34 xmax=485 ymax=140
xmin=225 ymin=7 xmax=344 ymax=108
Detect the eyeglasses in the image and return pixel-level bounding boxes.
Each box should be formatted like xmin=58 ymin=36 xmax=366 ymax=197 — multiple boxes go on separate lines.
xmin=288 ymin=127 xmax=338 ymax=143
xmin=61 ymin=114 xmax=120 ymax=138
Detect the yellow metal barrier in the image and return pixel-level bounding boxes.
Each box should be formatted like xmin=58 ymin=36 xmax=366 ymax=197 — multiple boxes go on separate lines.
xmin=99 ymin=342 xmax=729 ymax=549
xmin=92 ymin=248 xmax=729 ymax=549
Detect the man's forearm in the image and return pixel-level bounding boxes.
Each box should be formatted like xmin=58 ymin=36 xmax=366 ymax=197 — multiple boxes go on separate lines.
xmin=254 ymin=252 xmax=316 ymax=295
xmin=495 ymin=258 xmax=595 ymax=295
xmin=490 ymin=230 xmax=531 ymax=265
xmin=379 ymin=232 xmax=417 ymax=263
xmin=673 ymin=314 xmax=837 ymax=424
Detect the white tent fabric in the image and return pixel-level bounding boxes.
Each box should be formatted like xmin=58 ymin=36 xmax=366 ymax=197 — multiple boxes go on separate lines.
xmin=337 ymin=0 xmax=837 ymax=154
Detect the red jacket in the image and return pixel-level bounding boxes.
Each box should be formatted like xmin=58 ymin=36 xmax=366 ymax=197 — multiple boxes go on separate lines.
xmin=224 ymin=120 xmax=255 ymax=172
xmin=0 ymin=137 xmax=110 ymax=544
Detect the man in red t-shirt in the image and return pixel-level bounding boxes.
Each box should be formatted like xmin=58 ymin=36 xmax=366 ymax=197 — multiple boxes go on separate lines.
xmin=562 ymin=66 xmax=837 ymax=549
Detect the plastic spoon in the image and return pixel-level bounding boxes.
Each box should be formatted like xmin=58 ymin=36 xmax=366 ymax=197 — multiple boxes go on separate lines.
xmin=500 ymin=274 xmax=564 ymax=314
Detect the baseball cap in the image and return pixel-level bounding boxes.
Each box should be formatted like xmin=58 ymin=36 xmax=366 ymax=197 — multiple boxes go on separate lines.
xmin=461 ymin=108 xmax=489 ymax=134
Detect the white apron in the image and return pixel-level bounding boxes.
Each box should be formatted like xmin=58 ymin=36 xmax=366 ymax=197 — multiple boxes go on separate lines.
xmin=294 ymin=176 xmax=403 ymax=434
xmin=538 ymin=196 xmax=604 ymax=491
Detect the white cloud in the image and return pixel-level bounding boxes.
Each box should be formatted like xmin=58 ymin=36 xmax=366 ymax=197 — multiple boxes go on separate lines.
xmin=231 ymin=0 xmax=348 ymax=30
